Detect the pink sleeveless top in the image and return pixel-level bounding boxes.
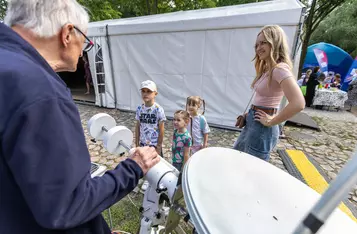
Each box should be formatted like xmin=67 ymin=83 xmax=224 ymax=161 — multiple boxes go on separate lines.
xmin=252 ymin=63 xmax=293 ymax=108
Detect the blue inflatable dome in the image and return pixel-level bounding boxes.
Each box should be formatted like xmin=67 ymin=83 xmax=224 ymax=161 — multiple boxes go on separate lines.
xmin=303 ymin=42 xmax=353 ymax=82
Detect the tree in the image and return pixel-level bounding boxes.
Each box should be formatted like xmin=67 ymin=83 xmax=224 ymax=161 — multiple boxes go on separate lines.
xmin=118 ymin=0 xmax=217 ymax=18
xmin=0 ymin=0 xmax=7 ymax=21
xmin=77 ymin=0 xmax=122 ymax=21
xmin=298 ymin=0 xmax=347 ymax=77
xmin=170 ymin=0 xmax=216 ymax=11
xmin=1 ymin=0 xmax=122 ymax=22
xmin=217 ymin=0 xmax=264 ymax=7
xmin=75 ymin=0 xmax=263 ymax=21
xmin=310 ymin=0 xmax=357 ymax=57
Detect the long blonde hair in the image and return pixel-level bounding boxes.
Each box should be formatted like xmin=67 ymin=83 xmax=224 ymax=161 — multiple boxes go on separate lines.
xmin=251 ymin=25 xmax=293 ymax=88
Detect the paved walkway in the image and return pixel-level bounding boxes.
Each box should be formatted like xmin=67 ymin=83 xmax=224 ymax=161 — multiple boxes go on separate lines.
xmin=78 ymin=104 xmax=357 ymax=207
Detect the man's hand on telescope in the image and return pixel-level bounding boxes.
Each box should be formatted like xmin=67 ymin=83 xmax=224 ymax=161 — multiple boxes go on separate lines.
xmin=130 ymin=146 xmax=160 ymax=175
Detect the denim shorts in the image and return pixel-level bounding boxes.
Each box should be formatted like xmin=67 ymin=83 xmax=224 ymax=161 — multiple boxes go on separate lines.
xmin=233 ymin=107 xmax=279 ymax=161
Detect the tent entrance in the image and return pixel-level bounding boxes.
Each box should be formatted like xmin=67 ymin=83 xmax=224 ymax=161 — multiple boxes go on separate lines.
xmin=58 ymin=55 xmax=95 ymax=104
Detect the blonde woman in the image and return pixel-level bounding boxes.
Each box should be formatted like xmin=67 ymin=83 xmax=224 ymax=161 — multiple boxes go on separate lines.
xmin=233 ymin=25 xmax=305 ymax=161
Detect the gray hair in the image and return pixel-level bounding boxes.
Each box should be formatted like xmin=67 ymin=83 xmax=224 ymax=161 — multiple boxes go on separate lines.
xmin=4 ymin=0 xmax=89 ymax=38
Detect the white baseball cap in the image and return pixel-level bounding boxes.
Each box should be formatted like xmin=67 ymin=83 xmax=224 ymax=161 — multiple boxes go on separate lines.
xmin=140 ymin=80 xmax=157 ymax=92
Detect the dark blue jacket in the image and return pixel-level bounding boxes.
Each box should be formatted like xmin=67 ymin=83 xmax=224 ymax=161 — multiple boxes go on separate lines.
xmin=0 ymin=23 xmax=143 ymax=233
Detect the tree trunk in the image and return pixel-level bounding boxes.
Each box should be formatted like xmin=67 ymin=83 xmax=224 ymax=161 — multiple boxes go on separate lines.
xmin=297 ymin=0 xmax=317 ymax=79
xmin=146 ymin=0 xmax=151 ymax=15
xmin=155 ymin=0 xmax=158 ymax=14
xmin=298 ymin=27 xmax=313 ymax=79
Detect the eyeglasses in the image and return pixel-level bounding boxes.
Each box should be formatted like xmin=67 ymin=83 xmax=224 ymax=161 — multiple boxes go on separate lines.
xmin=73 ymin=26 xmax=94 ymax=52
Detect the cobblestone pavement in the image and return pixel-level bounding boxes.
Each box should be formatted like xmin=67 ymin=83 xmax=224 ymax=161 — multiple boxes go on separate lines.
xmin=78 ymin=104 xmax=357 ymax=207
xmin=303 ymin=107 xmax=357 ymax=122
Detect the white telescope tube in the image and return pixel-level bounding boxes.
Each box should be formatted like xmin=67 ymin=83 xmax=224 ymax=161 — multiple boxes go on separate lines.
xmin=146 ymin=157 xmax=179 ymax=200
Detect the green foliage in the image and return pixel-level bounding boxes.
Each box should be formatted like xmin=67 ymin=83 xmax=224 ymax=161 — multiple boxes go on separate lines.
xmin=116 ymin=0 xmax=147 ymax=18
xmin=300 ymin=0 xmax=309 ymax=5
xmin=1 ymin=0 xmax=122 ymax=22
xmin=170 ymin=0 xmax=216 ymax=11
xmin=0 ymin=0 xmax=7 ymax=21
xmin=119 ymin=0 xmax=217 ymax=17
xmin=217 ymin=0 xmax=264 ymax=7
xmin=80 ymin=0 xmax=260 ymax=20
xmin=310 ymin=0 xmax=357 ymax=57
xmin=297 ymin=0 xmax=348 ymax=78
xmin=77 ymin=0 xmax=122 ymax=21
xmin=0 ymin=0 xmax=273 ymax=23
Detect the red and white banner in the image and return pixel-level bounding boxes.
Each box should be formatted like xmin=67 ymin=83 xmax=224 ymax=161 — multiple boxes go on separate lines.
xmin=313 ymin=48 xmax=328 ymax=75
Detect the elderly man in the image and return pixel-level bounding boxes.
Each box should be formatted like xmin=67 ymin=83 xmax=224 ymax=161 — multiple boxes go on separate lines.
xmin=0 ymin=1 xmax=159 ymax=233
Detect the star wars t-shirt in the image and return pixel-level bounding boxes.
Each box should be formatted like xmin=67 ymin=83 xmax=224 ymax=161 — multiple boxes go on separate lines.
xmin=135 ymin=103 xmax=166 ymax=146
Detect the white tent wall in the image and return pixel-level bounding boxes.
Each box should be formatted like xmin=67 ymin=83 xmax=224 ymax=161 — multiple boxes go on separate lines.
xmin=110 ymin=26 xmax=299 ymax=126
xmin=87 ymin=0 xmax=305 ymax=128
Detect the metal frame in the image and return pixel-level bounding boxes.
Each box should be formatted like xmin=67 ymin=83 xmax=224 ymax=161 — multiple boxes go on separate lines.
xmin=90 ymin=37 xmax=106 ymax=107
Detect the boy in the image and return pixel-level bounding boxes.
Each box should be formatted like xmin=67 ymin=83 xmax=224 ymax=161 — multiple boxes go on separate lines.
xmin=135 ymin=80 xmax=166 ymax=190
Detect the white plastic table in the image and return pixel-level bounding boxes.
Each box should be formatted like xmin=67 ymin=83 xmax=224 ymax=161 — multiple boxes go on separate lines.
xmin=313 ymin=88 xmax=348 ymax=108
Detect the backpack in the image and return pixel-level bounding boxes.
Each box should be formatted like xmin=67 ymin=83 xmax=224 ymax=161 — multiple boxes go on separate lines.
xmin=199 ymin=115 xmax=205 ymax=133
xmin=190 ymin=115 xmax=206 ymax=145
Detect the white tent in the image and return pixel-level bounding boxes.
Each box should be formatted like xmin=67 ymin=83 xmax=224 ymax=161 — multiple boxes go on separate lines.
xmin=86 ymin=0 xmax=305 ymax=128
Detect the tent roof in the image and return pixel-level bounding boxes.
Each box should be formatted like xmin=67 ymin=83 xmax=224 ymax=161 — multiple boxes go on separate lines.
xmin=304 ymin=42 xmax=352 ymax=66
xmin=303 ymin=42 xmax=354 ymax=80
xmin=88 ymin=0 xmax=304 ymax=36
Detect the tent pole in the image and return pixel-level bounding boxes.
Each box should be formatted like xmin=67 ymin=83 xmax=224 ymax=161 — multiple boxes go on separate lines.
xmin=279 ymin=4 xmax=307 ymax=135
xmin=106 ymin=24 xmax=118 ymax=108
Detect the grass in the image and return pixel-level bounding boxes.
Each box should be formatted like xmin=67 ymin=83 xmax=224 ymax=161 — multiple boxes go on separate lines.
xmin=102 ymin=191 xmax=193 ymax=234
xmin=102 ymin=192 xmax=142 ymax=233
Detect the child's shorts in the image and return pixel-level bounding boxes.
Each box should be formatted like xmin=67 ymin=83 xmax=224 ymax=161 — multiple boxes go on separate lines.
xmin=172 ymin=162 xmax=183 ymax=172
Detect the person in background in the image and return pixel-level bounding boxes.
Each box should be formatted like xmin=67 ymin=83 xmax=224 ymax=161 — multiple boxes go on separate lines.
xmin=345 ymin=78 xmax=357 ymax=111
xmin=331 ymin=73 xmax=341 ymax=89
xmin=318 ymin=72 xmax=326 ymax=83
xmin=135 ymin=80 xmax=166 ymax=191
xmin=0 ymin=1 xmax=159 ymax=233
xmin=302 ymin=69 xmax=312 ymax=86
xmin=297 ymin=75 xmax=305 ymax=87
xmin=171 ymin=110 xmax=192 ymax=171
xmin=186 ymin=96 xmax=210 ymax=155
xmin=323 ymin=71 xmax=334 ymax=84
xmin=297 ymin=69 xmax=311 ymax=87
xmin=83 ymin=54 xmax=93 ymax=95
xmin=232 ymin=25 xmax=305 ymax=161
xmin=305 ymin=66 xmax=320 ymax=107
